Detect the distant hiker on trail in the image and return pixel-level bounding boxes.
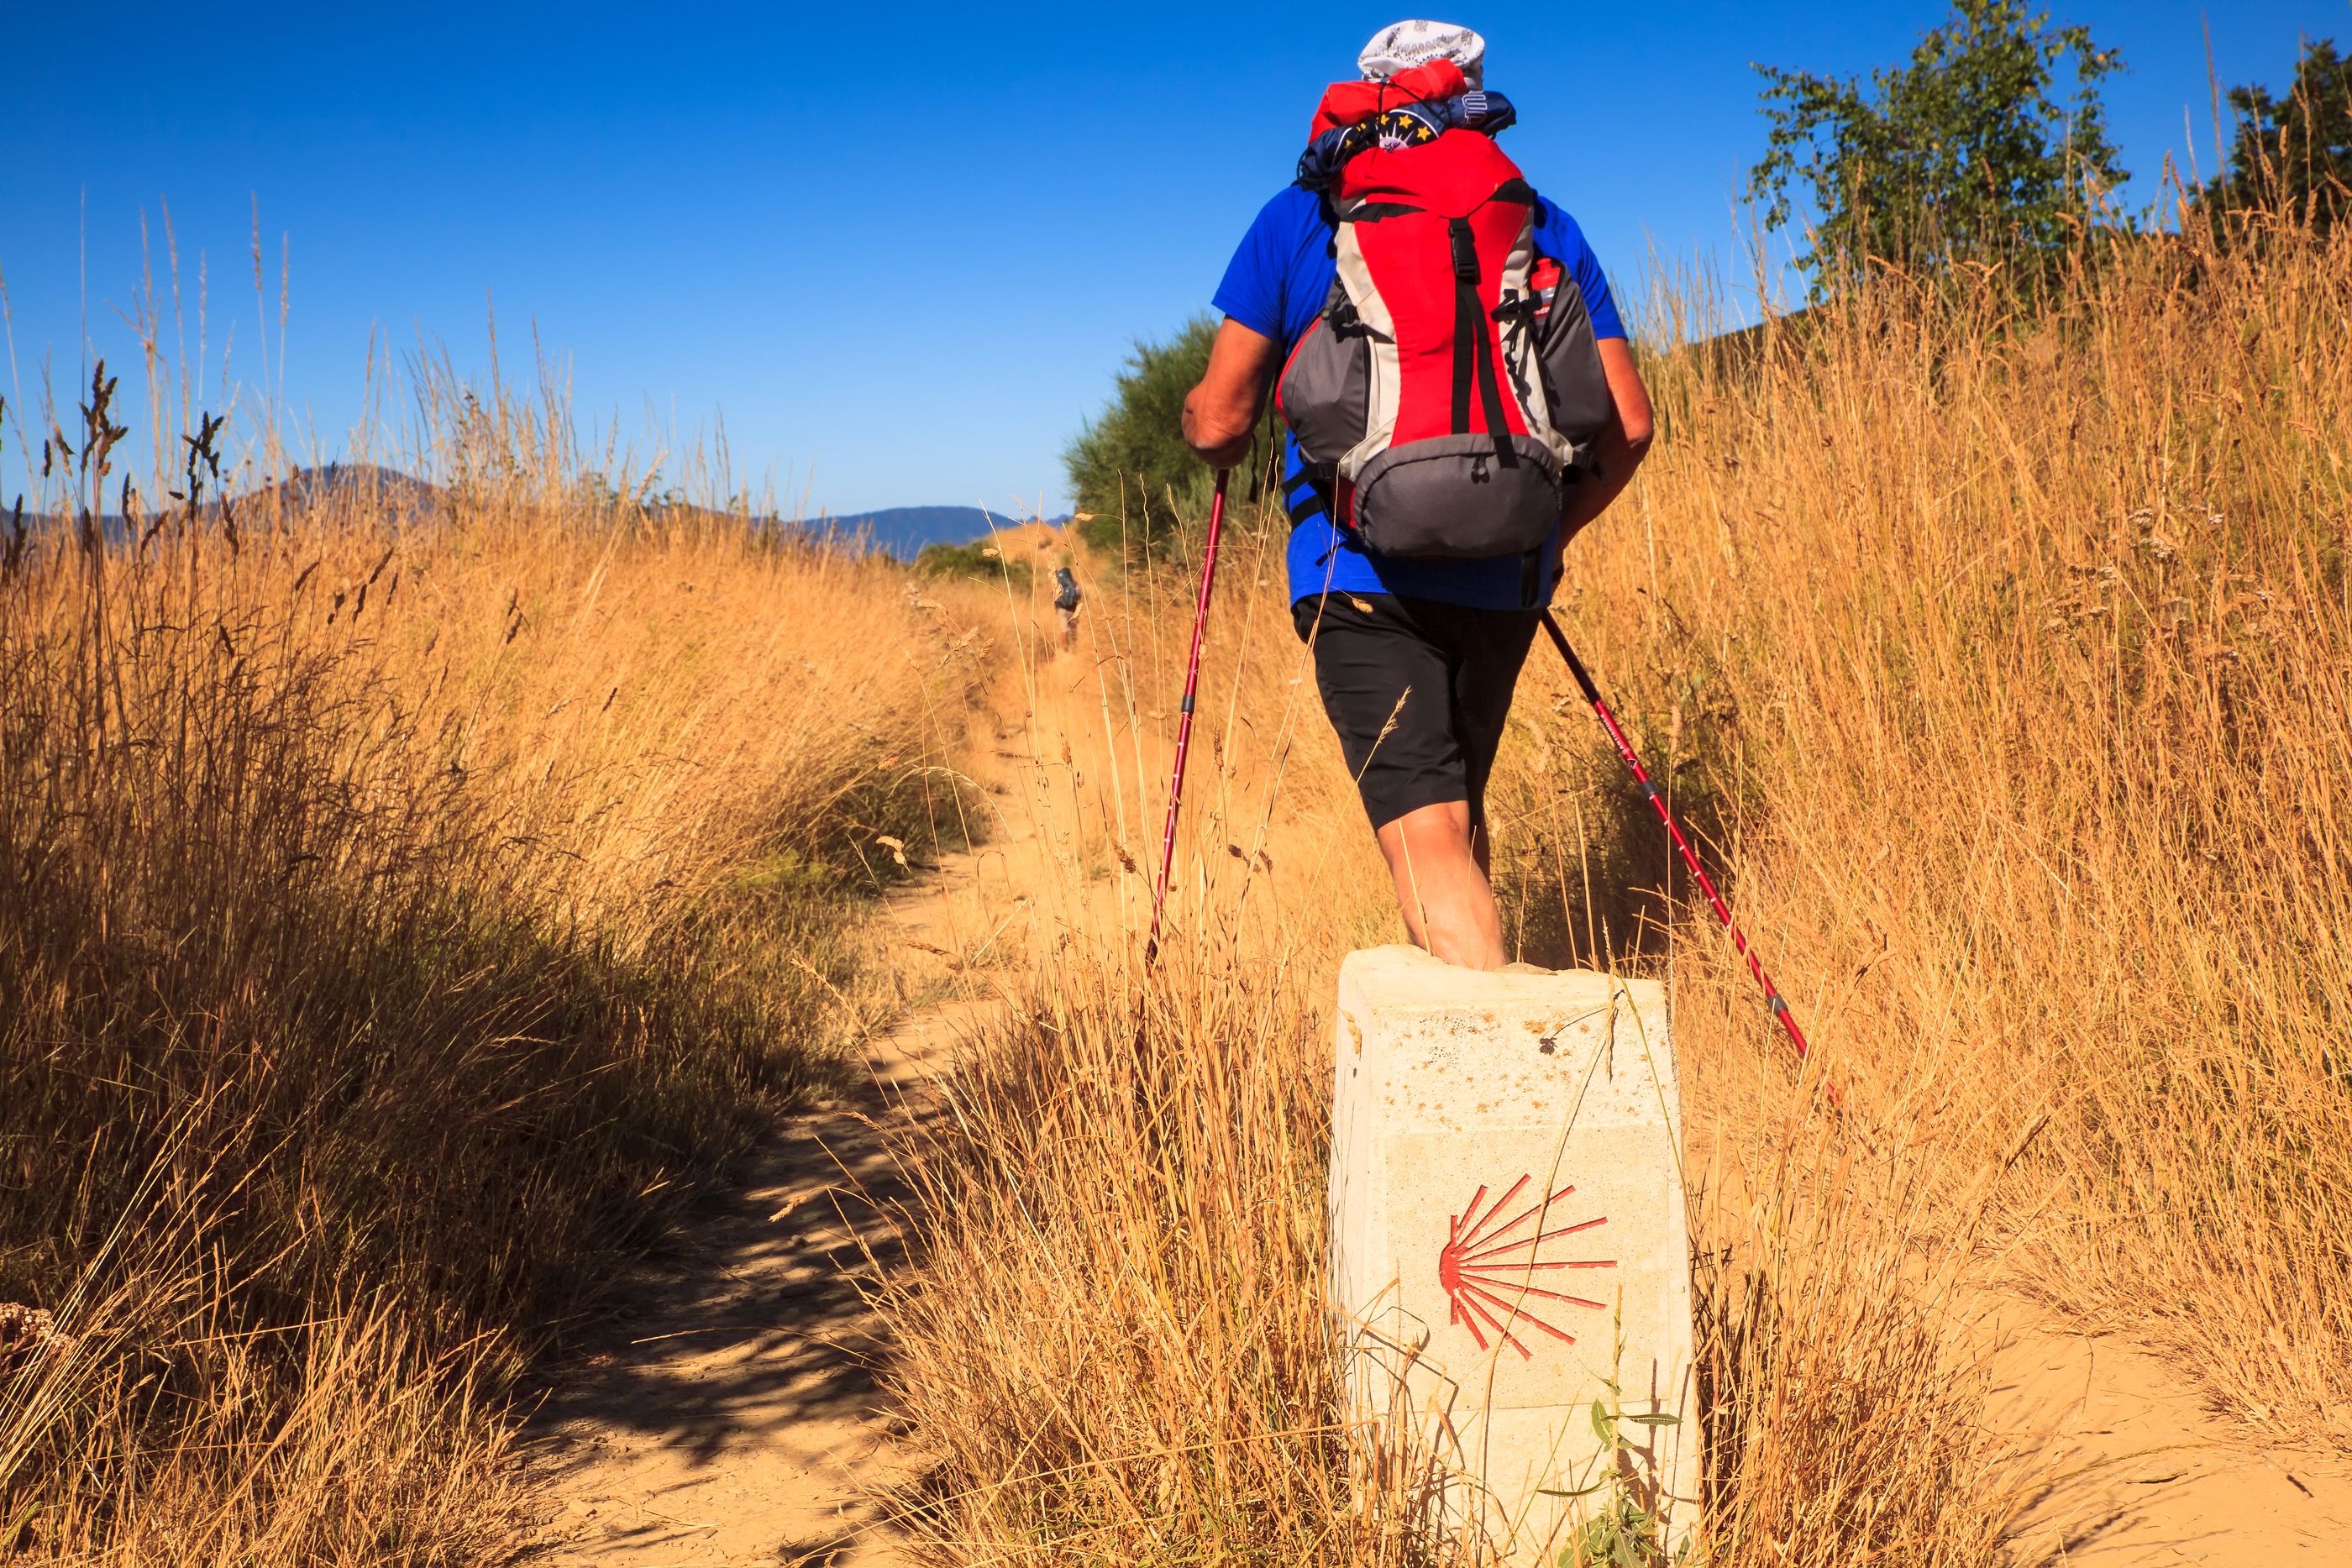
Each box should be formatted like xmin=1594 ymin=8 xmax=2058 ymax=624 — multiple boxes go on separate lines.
xmin=1053 ymin=564 xmax=1083 ymax=651
xmin=1182 ymin=19 xmax=1655 ymax=972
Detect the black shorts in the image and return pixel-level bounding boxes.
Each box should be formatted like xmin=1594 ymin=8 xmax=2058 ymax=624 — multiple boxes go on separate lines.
xmin=1292 ymin=591 xmax=1541 ymax=831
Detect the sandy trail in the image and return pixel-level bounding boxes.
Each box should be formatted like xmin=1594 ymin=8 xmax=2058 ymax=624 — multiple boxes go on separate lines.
xmin=522 ymin=571 xmax=2352 ymax=1565
xmin=523 ymin=1009 xmax=938 ymax=1568
xmin=1989 ymin=1306 xmax=2352 ymax=1562
xmin=524 ymin=729 xmax=1062 ymax=1565
xmin=521 ymin=580 xmax=1116 ymax=1567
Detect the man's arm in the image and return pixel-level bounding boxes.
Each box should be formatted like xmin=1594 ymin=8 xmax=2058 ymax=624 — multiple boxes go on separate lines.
xmin=1560 ymin=338 xmax=1654 ymax=544
xmin=1183 ymin=317 xmax=1282 ymax=470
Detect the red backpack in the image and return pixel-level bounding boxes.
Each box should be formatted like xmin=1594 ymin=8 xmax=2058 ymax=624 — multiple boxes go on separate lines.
xmin=1276 ymin=67 xmax=1614 ymax=595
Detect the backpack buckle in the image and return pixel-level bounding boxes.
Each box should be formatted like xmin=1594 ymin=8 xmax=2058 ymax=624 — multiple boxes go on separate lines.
xmin=1449 ymin=218 xmax=1479 ymax=282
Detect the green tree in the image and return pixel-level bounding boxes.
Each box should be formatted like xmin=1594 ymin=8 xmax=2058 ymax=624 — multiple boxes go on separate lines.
xmin=2206 ymin=38 xmax=2352 ymax=238
xmin=1748 ymin=0 xmax=2126 ymax=292
xmin=1063 ymin=317 xmax=1216 ymax=560
xmin=1063 ymin=317 xmax=1278 ymax=562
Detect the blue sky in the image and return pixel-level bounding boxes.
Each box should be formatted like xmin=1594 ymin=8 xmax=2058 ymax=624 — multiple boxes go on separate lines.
xmin=3 ymin=2 xmax=2344 ymax=515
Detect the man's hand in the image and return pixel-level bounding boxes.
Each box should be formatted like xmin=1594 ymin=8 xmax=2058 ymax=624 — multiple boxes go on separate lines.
xmin=1558 ymin=338 xmax=1656 ymax=561
xmin=1183 ymin=317 xmax=1281 ymax=470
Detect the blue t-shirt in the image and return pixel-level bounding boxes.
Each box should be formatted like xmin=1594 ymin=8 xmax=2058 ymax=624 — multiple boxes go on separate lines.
xmin=1212 ymin=183 xmax=1625 ymax=610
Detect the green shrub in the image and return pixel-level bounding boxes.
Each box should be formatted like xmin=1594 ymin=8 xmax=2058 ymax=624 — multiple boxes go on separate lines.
xmin=1063 ymin=317 xmax=1280 ymax=563
xmin=916 ymin=539 xmax=1032 ymax=589
xmin=1748 ymin=0 xmax=2126 ymax=293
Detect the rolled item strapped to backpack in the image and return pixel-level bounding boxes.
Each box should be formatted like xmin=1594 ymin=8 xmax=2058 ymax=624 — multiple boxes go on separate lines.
xmin=1275 ymin=71 xmax=1614 ymax=600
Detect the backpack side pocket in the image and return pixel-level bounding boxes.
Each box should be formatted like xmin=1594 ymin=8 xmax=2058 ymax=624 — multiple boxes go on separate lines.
xmin=1277 ymin=283 xmax=1378 ymax=469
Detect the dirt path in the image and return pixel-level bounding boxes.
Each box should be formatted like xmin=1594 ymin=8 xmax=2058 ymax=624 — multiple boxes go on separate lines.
xmin=1990 ymin=1304 xmax=2352 ymax=1563
xmin=523 ymin=989 xmax=938 ymax=1562
xmin=523 ymin=1013 xmax=936 ymax=1567
xmin=523 ymin=746 xmax=1061 ymax=1565
xmin=520 ymin=586 xmax=1110 ymax=1568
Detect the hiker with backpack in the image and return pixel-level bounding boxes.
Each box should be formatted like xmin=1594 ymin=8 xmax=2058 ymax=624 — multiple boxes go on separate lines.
xmin=1053 ymin=563 xmax=1084 ymax=651
xmin=1181 ymin=21 xmax=1655 ymax=972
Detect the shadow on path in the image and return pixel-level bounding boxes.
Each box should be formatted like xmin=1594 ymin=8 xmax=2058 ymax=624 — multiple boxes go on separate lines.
xmin=521 ymin=990 xmax=970 ymax=1567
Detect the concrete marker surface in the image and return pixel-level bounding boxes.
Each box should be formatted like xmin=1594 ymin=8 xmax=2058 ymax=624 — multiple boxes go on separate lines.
xmin=1331 ymin=944 xmax=1698 ymax=1559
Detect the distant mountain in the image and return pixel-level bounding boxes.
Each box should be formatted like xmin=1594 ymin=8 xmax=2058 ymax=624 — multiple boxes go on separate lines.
xmin=14 ymin=462 xmax=444 ymax=541
xmin=257 ymin=462 xmax=442 ymax=519
xmin=809 ymin=506 xmax=1062 ymax=560
xmin=19 ymin=478 xmax=1069 ymax=563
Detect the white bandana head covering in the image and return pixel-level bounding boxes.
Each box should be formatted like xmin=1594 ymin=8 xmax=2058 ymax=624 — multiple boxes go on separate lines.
xmin=1357 ymin=20 xmax=1486 ymax=90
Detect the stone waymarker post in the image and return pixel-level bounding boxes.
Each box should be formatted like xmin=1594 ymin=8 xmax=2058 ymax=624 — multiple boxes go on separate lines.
xmin=1328 ymin=946 xmax=1698 ymax=1558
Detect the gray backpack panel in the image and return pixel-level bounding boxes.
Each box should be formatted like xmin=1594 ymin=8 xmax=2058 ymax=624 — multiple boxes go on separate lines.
xmin=1351 ymin=433 xmax=1562 ymax=559
xmin=1277 ymin=281 xmax=1378 ymax=468
xmin=1533 ymin=288 xmax=1613 ymax=489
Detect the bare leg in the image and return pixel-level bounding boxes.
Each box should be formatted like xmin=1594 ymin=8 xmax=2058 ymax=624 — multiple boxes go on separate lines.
xmin=1375 ymin=800 xmax=1505 ymax=970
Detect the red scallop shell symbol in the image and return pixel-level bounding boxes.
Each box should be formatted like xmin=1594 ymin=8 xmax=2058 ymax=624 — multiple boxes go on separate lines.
xmin=1438 ymin=1176 xmax=1614 ymax=1360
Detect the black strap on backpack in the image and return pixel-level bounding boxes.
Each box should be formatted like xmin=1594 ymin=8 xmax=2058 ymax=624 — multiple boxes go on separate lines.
xmin=1284 ymin=464 xmax=1335 ymax=525
xmin=1446 ymin=218 xmax=1518 ymax=472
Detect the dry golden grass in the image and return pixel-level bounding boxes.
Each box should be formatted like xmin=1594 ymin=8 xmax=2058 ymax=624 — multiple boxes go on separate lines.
xmin=1551 ymin=214 xmax=2352 ymax=1450
xmin=0 ymin=386 xmax=989 ymax=1560
xmin=10 ymin=198 xmax=2341 ymax=1565
xmin=877 ymin=213 xmax=2349 ymax=1564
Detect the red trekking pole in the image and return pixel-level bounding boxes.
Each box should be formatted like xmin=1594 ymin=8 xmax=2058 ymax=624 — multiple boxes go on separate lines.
xmin=1144 ymin=469 xmax=1231 ymax=965
xmin=1539 ymin=611 xmax=1812 ymax=1065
